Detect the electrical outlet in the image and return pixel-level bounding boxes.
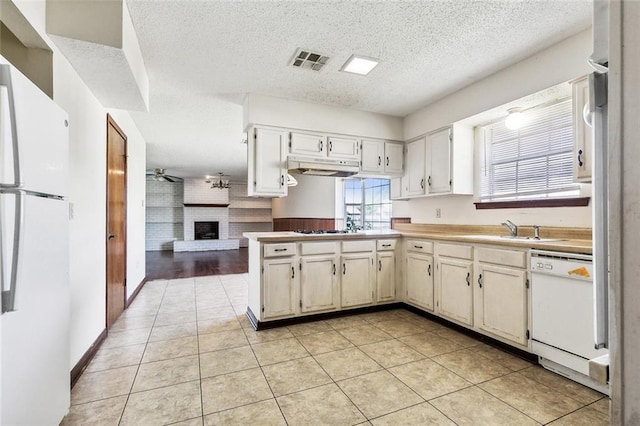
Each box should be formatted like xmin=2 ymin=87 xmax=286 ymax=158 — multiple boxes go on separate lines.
xmin=435 ymin=208 xmax=441 ymax=218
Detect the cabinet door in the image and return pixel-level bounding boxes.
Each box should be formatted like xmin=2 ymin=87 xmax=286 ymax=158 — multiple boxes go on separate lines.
xmin=384 ymin=142 xmax=404 ymax=175
xmin=390 ymin=177 xmax=404 ymax=200
xmin=437 ymin=257 xmax=473 ymax=326
xmin=328 ymin=136 xmax=359 ymax=160
xmin=427 ymin=127 xmax=451 ymax=194
xmin=361 ymin=139 xmax=385 ymax=173
xmin=290 ymin=131 xmax=326 ymax=157
xmin=406 ymin=253 xmax=434 ymax=311
xmin=300 ymin=255 xmax=339 ymax=313
xmin=572 ymin=76 xmax=592 ymax=182
xmin=406 ymin=138 xmax=426 ymax=196
xmin=377 ymin=252 xmax=396 ymax=302
xmin=341 ymin=254 xmax=374 ymax=308
xmin=263 ymin=258 xmax=297 ymax=319
xmin=252 ymin=128 xmax=287 ymax=196
xmin=476 ymin=264 xmax=528 ymax=346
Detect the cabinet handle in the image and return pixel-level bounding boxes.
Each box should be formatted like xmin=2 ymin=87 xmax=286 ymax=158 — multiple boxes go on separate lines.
xmin=319 ymin=140 xmax=323 ymax=152
xmin=274 ymin=248 xmax=287 ymax=252
xmin=428 ymin=176 xmax=432 ymax=186
xmin=382 ymin=244 xmax=391 ymax=247
xmin=291 ymin=266 xmax=295 ymax=279
xmin=578 ymin=149 xmax=584 ymax=167
xmin=333 ymin=263 xmax=336 ymax=275
xmin=281 ymin=175 xmax=284 ymax=187
xmin=378 ymin=156 xmax=381 ymax=166
xmin=427 ymin=264 xmax=431 ymax=276
xmin=343 ymin=263 xmax=346 ymax=275
xmin=478 ymin=273 xmax=483 ymax=288
xmin=414 ymin=245 xmax=423 ymax=249
xmin=378 ymin=260 xmax=382 ymax=271
xmin=420 ymin=178 xmax=424 ymax=189
xmin=329 ymin=140 xmax=333 ymax=152
xmin=466 ymin=272 xmax=470 ymax=286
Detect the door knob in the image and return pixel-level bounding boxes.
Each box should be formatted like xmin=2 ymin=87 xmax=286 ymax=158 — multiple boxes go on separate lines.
xmin=108 ymin=234 xmax=116 ymax=240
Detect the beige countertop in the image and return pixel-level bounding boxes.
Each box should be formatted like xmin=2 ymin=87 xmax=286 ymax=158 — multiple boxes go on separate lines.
xmin=243 ymin=230 xmax=402 ymax=242
xmin=243 ymin=228 xmax=592 ymax=254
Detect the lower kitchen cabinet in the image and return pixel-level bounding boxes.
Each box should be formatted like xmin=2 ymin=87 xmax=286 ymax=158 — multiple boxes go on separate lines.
xmin=406 ymin=252 xmax=434 ymax=311
xmin=262 ymin=257 xmax=297 ymax=319
xmin=437 ymin=257 xmax=473 ymax=326
xmin=476 ymin=263 xmax=528 ymax=346
xmin=300 ymin=255 xmax=339 ymax=313
xmin=376 ymin=251 xmax=396 ymax=302
xmin=341 ymin=253 xmax=375 ymax=308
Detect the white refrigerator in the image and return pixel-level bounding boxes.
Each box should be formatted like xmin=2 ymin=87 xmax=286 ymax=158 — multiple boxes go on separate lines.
xmin=0 ymin=56 xmax=70 ymax=424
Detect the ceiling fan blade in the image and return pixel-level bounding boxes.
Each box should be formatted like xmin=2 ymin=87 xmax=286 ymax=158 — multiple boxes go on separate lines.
xmin=164 ymin=176 xmax=176 ymax=183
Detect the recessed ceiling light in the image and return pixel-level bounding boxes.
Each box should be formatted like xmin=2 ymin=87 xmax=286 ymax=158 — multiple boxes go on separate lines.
xmin=341 ymin=55 xmax=379 ymax=76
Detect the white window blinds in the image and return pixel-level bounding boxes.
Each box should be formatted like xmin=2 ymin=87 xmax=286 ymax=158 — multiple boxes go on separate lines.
xmin=480 ymin=99 xmax=579 ymax=201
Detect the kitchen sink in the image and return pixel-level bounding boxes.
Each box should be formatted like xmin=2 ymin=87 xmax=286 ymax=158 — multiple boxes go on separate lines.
xmin=462 ymin=235 xmax=564 ymax=243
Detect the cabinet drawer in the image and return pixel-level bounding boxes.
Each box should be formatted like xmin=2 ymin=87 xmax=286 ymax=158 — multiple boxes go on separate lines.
xmin=263 ymin=243 xmax=297 ymax=257
xmin=342 ymin=240 xmax=375 ymax=253
xmin=438 ymin=243 xmax=473 ymax=260
xmin=407 ymin=240 xmax=434 ymax=254
xmin=477 ymin=247 xmax=526 ymax=268
xmin=300 ymin=241 xmax=337 ymax=255
xmin=377 ymin=239 xmax=397 ymax=251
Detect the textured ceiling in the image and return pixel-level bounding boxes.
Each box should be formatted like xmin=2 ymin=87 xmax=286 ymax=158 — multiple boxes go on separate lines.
xmin=126 ymin=0 xmax=591 ymax=180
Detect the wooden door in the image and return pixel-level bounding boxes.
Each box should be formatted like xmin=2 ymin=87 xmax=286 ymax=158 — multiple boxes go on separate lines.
xmin=384 ymin=142 xmax=404 ymax=174
xmin=406 ymin=138 xmax=426 ymax=196
xmin=290 ymin=131 xmax=325 ymax=157
xmin=428 ymin=127 xmax=452 ymax=194
xmin=360 ymin=139 xmax=384 ymax=173
xmin=253 ymin=128 xmax=287 ymax=196
xmin=106 ymin=115 xmax=127 ymax=328
xmin=327 ymin=136 xmax=359 ymax=160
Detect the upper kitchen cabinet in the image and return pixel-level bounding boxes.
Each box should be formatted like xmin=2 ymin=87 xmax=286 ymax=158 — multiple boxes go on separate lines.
xmin=360 ymin=139 xmax=404 ymax=176
xmin=290 ymin=131 xmax=359 ymax=161
xmin=572 ymin=75 xmax=592 ymax=182
xmin=404 ymin=137 xmax=427 ymax=197
xmin=425 ymin=124 xmax=474 ymax=196
xmin=247 ymin=126 xmax=288 ymax=197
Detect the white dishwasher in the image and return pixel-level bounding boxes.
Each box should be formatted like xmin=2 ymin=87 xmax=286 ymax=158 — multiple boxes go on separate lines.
xmin=530 ymin=250 xmax=609 ymax=394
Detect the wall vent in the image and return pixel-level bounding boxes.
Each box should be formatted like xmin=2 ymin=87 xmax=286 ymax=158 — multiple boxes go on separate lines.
xmin=290 ymin=48 xmax=329 ymax=71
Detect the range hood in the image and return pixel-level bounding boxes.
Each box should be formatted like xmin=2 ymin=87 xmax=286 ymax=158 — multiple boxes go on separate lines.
xmin=287 ymin=156 xmax=360 ymax=177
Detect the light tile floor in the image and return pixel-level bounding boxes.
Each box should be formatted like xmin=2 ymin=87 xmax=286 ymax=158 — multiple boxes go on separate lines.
xmin=62 ymin=274 xmax=610 ymax=425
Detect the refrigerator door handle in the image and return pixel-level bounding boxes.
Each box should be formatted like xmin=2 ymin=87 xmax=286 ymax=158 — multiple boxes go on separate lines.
xmin=590 ymin=72 xmax=609 ymax=349
xmin=1 ymin=189 xmax=24 ymax=313
xmin=0 ymin=64 xmax=22 ymax=189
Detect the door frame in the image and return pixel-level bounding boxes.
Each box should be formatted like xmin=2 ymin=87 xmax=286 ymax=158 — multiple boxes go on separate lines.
xmin=105 ymin=114 xmax=127 ymax=327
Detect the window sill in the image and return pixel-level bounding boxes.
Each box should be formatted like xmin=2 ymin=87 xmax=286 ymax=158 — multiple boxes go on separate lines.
xmin=474 ymin=197 xmax=590 ymax=210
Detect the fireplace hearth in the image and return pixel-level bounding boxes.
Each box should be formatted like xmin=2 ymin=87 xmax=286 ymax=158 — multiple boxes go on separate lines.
xmin=194 ymin=221 xmax=219 ymax=240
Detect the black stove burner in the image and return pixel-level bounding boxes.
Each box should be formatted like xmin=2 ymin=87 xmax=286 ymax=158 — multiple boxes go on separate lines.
xmin=295 ymin=229 xmax=349 ymax=234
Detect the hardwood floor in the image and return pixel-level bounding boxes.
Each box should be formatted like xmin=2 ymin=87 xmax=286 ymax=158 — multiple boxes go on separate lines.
xmin=145 ymin=248 xmax=248 ymax=280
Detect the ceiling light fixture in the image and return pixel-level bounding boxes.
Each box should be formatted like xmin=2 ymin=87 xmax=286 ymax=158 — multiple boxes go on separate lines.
xmin=206 ymin=172 xmax=231 ymax=190
xmin=340 ymin=54 xmax=379 ymax=76
xmin=505 ymin=108 xmax=526 ymax=130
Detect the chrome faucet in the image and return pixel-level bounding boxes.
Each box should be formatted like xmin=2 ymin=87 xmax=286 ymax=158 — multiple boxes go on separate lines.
xmin=501 ymin=220 xmax=518 ymax=237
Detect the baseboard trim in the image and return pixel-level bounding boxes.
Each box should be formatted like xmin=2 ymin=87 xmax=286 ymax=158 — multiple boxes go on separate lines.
xmin=70 ymin=327 xmax=108 ymax=389
xmin=126 ymin=277 xmax=148 ymax=308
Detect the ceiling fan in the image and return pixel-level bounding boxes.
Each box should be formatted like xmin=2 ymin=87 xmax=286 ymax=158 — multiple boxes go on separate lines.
xmin=146 ymin=168 xmax=183 ymax=183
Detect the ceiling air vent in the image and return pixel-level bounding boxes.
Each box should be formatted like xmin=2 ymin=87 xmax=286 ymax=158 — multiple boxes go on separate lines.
xmin=290 ymin=49 xmax=329 ymax=71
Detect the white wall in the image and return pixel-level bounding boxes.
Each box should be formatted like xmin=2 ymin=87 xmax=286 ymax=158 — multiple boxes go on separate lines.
xmin=14 ymin=0 xmax=148 ymax=368
xmin=396 ymin=28 xmax=593 ymax=228
xmin=272 ymin=175 xmax=336 ymax=218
